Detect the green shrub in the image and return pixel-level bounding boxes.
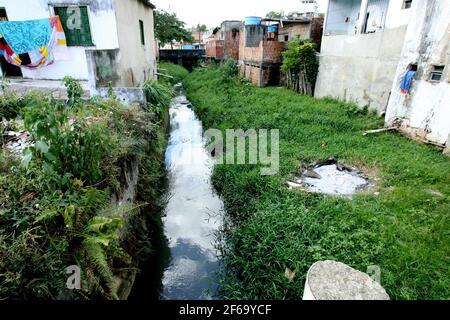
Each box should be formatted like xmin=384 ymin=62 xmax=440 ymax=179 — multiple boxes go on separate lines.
xmin=0 ymin=90 xmax=167 ymax=300
xmin=23 ymin=97 xmax=111 ymax=190
xmin=0 ymin=91 xmax=33 ymax=120
xmin=143 ymin=80 xmax=174 ymax=119
xmin=219 ymin=59 xmax=238 ymax=78
xmin=63 ymin=76 xmax=83 ymax=106
xmin=158 ymin=62 xmax=189 ymax=85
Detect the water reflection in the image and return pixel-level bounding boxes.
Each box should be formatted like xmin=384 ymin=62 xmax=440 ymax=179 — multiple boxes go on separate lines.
xmin=161 ymin=86 xmax=224 ymax=300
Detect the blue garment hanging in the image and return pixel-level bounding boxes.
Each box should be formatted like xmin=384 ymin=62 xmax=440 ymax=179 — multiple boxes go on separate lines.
xmin=400 ymin=70 xmax=416 ymax=93
xmin=0 ymin=18 xmax=52 ymax=54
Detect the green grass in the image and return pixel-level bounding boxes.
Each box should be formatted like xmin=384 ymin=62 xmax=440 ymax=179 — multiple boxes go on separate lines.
xmin=0 ymin=89 xmax=167 ymax=300
xmin=183 ymin=64 xmax=450 ymax=300
xmin=158 ymin=62 xmax=189 ymax=86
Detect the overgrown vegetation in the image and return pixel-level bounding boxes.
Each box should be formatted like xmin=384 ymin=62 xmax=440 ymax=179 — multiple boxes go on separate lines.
xmin=158 ymin=62 xmax=189 ymax=86
xmin=282 ymin=39 xmax=319 ymax=95
xmin=143 ymin=79 xmax=174 ymax=121
xmin=0 ymin=78 xmax=168 ymax=299
xmin=184 ymin=64 xmax=450 ymax=300
xmin=154 ymin=10 xmax=194 ymax=48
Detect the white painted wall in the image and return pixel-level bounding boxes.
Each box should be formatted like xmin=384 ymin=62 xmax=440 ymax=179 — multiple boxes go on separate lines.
xmin=385 ymin=0 xmax=450 ymax=145
xmin=113 ymin=0 xmax=157 ymax=86
xmin=324 ymin=0 xmax=360 ymax=35
xmin=0 ymin=0 xmax=120 ymax=80
xmin=316 ymin=0 xmax=413 ymax=114
xmin=385 ymin=0 xmax=413 ymax=29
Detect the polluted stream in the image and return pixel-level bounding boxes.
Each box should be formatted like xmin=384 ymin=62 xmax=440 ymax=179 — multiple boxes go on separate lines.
xmin=130 ymin=84 xmax=224 ymax=300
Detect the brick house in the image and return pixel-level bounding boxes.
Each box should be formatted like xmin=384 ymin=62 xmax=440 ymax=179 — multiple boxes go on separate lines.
xmin=206 ymin=21 xmax=242 ymax=61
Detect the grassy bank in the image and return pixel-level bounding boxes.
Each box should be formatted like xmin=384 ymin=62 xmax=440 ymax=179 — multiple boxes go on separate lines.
xmin=183 ymin=64 xmax=450 ymax=300
xmin=158 ymin=62 xmax=190 ymax=86
xmin=0 ymin=79 xmax=170 ymax=299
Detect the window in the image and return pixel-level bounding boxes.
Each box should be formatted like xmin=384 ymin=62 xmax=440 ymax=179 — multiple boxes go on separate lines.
xmin=139 ymin=20 xmax=145 ymax=45
xmin=429 ymin=66 xmax=444 ymax=82
xmin=403 ymin=0 xmax=413 ymax=9
xmin=0 ymin=7 xmax=8 ymax=21
xmin=54 ymin=6 xmax=93 ymax=46
xmin=284 ymin=35 xmax=289 ymax=41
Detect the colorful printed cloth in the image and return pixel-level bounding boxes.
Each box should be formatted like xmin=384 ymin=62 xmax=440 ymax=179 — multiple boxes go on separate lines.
xmin=0 ymin=16 xmax=67 ymax=70
xmin=0 ymin=18 xmax=52 ymax=54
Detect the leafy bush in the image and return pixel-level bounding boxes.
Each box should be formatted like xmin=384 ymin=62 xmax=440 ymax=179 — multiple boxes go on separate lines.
xmin=63 ymin=76 xmax=83 ymax=106
xmin=282 ymin=39 xmax=319 ymax=95
xmin=219 ymin=59 xmax=238 ymax=78
xmin=0 ymin=90 xmax=167 ymax=300
xmin=158 ymin=62 xmax=189 ymax=85
xmin=0 ymin=91 xmax=33 ymax=120
xmin=143 ymin=80 xmax=174 ymax=119
xmin=23 ymin=97 xmax=111 ymax=189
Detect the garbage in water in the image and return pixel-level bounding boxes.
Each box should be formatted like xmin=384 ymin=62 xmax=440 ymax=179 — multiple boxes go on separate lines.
xmin=288 ymin=158 xmax=371 ymax=196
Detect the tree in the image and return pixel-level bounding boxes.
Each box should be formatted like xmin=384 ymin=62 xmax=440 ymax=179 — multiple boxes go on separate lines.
xmin=154 ymin=10 xmax=194 ymax=47
xmin=281 ymin=39 xmax=319 ymax=96
xmin=196 ymin=24 xmax=208 ymax=32
xmin=266 ymin=11 xmax=285 ymax=19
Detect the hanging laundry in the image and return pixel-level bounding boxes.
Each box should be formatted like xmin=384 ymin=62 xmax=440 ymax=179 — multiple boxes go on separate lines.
xmin=0 ymin=16 xmax=67 ymax=69
xmin=400 ymin=70 xmax=416 ymax=94
xmin=0 ymin=18 xmax=52 ymax=54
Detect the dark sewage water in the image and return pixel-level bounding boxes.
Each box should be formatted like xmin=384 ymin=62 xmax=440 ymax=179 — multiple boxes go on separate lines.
xmin=130 ymin=84 xmax=224 ymax=300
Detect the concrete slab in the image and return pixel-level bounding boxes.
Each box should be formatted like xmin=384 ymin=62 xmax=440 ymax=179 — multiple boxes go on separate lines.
xmin=303 ymin=260 xmax=390 ymax=300
xmin=1 ymin=77 xmax=91 ymax=100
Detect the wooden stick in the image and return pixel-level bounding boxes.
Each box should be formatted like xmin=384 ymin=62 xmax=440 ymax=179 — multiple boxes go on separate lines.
xmin=363 ymin=127 xmax=397 ymax=136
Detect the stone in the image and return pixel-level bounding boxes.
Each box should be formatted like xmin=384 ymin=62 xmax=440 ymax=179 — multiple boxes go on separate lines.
xmin=304 ymin=169 xmax=322 ymax=179
xmin=303 ymin=260 xmax=390 ymax=300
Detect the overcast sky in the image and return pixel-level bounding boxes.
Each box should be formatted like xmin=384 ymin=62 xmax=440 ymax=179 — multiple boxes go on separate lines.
xmin=152 ymin=0 xmax=329 ymax=28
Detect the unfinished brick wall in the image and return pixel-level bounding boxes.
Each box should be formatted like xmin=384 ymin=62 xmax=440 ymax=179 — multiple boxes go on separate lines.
xmin=224 ymin=30 xmax=240 ymax=60
xmin=206 ymin=40 xmax=224 ymax=60
xmin=310 ymin=17 xmax=324 ymax=52
xmin=238 ymin=27 xmax=285 ymax=87
xmin=262 ymin=41 xmax=285 ymax=63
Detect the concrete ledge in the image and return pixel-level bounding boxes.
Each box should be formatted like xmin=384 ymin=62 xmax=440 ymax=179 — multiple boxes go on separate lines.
xmin=0 ymin=78 xmax=90 ymax=100
xmin=96 ymin=87 xmax=147 ymax=107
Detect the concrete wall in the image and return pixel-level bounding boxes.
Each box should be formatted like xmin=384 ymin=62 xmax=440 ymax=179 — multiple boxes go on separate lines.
xmin=324 ymin=0 xmax=361 ymax=35
xmin=113 ymin=0 xmax=156 ymax=87
xmin=278 ymin=23 xmax=312 ymax=41
xmin=385 ymin=0 xmax=450 ymax=146
xmin=316 ymin=0 xmax=412 ymax=114
xmin=315 ymin=26 xmax=407 ymax=113
xmin=0 ymin=0 xmax=120 ymax=81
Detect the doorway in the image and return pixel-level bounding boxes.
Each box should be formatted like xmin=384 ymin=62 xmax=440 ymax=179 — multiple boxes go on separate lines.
xmin=0 ymin=7 xmax=23 ymax=77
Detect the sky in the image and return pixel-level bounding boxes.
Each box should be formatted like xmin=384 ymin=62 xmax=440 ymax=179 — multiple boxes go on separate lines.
xmin=152 ymin=0 xmax=328 ymax=29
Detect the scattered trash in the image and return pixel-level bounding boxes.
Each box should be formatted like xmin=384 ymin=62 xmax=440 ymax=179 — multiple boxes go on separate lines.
xmin=427 ymin=190 xmax=444 ymax=197
xmin=3 ymin=130 xmax=33 ymax=156
xmin=304 ymin=169 xmax=322 ymax=179
xmin=285 ymin=268 xmax=296 ymax=282
xmin=363 ymin=127 xmax=397 ymax=136
xmin=288 ymin=158 xmax=372 ymax=196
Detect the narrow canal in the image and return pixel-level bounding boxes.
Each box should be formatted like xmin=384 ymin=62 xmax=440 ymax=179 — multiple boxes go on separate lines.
xmin=130 ymin=84 xmax=224 ymax=300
